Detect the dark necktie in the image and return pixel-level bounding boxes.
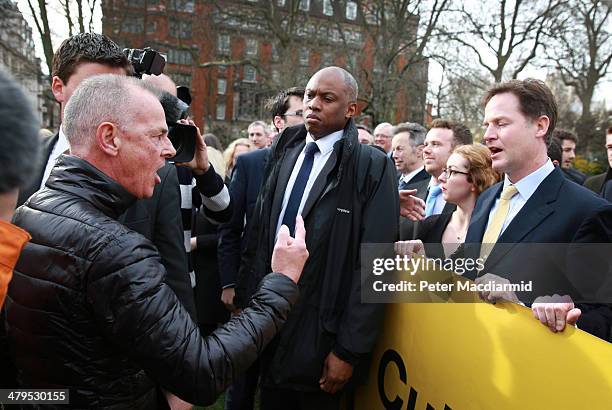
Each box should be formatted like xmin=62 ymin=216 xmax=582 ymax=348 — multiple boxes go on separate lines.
xmin=282 ymin=142 xmax=319 ymax=235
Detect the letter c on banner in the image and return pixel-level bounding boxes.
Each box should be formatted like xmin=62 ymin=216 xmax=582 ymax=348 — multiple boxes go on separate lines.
xmin=377 ymin=349 xmax=406 ymax=410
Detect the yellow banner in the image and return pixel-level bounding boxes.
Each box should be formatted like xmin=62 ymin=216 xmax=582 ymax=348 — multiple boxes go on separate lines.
xmin=354 ymin=302 xmax=612 ymax=410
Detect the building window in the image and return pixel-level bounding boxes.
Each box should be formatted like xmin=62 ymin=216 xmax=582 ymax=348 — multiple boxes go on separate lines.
xmin=146 ymin=20 xmax=157 ymax=34
xmin=299 ymin=47 xmax=309 ymax=66
xmin=170 ymin=72 xmax=192 ymax=87
xmin=271 ymin=43 xmax=280 ymax=62
xmin=346 ymin=1 xmax=357 ymax=20
xmin=121 ymin=15 xmax=144 ymax=33
xmin=216 ymin=102 xmax=226 ymax=120
xmin=271 ymin=69 xmax=280 ymax=84
xmin=246 ymin=38 xmax=258 ymax=57
xmin=323 ymin=0 xmax=333 ymax=16
xmin=126 ymin=0 xmax=145 ymax=7
xmin=169 ymin=0 xmax=194 ymax=12
xmin=244 ymin=65 xmax=257 ymax=83
xmin=322 ymin=51 xmax=333 ymax=66
xmin=299 ymin=0 xmax=310 ymax=12
xmin=167 ymin=49 xmax=193 ymax=65
xmin=217 ymin=78 xmax=227 ymax=95
xmin=169 ymin=18 xmax=192 ymax=38
xmin=217 ymin=34 xmax=230 ymax=55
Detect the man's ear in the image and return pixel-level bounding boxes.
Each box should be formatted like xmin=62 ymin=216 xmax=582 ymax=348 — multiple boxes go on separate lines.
xmin=273 ymin=115 xmax=284 ymax=132
xmin=345 ymin=102 xmax=357 ymax=119
xmin=534 ymin=115 xmax=550 ymax=140
xmin=95 ymin=122 xmax=121 ymax=156
xmin=51 ymin=76 xmax=66 ymax=104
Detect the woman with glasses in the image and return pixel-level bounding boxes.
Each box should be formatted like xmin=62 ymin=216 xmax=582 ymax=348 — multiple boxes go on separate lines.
xmin=396 ymin=144 xmax=500 ymax=258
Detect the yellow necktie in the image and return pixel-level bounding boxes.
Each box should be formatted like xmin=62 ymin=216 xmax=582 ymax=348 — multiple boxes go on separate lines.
xmin=480 ymin=184 xmax=519 ymax=260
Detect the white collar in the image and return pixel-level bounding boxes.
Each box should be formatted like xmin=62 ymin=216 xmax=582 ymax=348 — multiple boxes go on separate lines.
xmin=306 ymin=129 xmax=343 ymax=155
xmin=401 ymin=167 xmax=423 ymax=183
xmin=503 ymin=159 xmax=555 ymax=201
xmin=58 ymin=127 xmax=70 ymax=152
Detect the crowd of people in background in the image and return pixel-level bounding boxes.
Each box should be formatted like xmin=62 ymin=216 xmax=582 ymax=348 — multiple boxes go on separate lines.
xmin=1 ymin=32 xmax=612 ymax=410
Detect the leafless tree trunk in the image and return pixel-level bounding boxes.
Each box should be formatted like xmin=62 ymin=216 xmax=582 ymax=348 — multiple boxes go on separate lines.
xmin=27 ymin=0 xmax=54 ymax=76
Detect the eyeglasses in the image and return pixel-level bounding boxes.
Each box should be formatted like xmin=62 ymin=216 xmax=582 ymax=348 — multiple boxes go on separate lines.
xmin=284 ymin=110 xmax=303 ymax=117
xmin=441 ymin=168 xmax=470 ymax=178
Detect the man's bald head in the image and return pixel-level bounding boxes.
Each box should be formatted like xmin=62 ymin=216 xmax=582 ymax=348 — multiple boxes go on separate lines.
xmin=142 ymin=73 xmax=177 ymax=97
xmin=312 ymin=66 xmax=358 ymax=102
xmin=303 ymin=66 xmax=358 ymax=139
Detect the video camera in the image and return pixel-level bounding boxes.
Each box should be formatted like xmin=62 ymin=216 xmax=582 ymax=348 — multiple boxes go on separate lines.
xmin=124 ymin=47 xmax=165 ymax=78
xmin=124 ymin=47 xmax=196 ymax=162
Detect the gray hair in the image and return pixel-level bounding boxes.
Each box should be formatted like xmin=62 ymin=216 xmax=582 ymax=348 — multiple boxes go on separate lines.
xmin=63 ymin=74 xmax=150 ymax=148
xmin=392 ymin=122 xmax=427 ymax=147
xmin=248 ymin=120 xmax=268 ymax=131
xmin=0 ymin=68 xmax=40 ymax=192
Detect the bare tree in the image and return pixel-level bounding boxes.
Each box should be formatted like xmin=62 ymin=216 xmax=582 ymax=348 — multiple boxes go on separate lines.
xmin=343 ymin=0 xmax=451 ymax=125
xmin=429 ymin=46 xmax=492 ymax=133
xmin=25 ymin=0 xmax=99 ymax=76
xmin=446 ymin=0 xmax=565 ymax=82
xmin=546 ymin=0 xmax=611 ymax=151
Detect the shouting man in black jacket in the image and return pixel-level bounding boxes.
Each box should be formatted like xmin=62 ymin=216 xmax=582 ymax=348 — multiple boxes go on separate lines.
xmin=238 ymin=67 xmax=399 ymax=409
xmin=6 ymin=74 xmax=308 ymax=409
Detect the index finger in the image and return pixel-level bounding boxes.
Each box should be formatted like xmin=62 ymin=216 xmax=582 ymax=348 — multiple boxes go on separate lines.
xmin=277 ymin=224 xmax=290 ymax=246
xmin=399 ymin=189 xmax=418 ymax=198
xmin=293 ymin=215 xmax=306 ymax=244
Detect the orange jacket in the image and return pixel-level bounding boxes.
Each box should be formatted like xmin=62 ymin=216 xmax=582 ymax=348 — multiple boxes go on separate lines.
xmin=0 ymin=219 xmax=30 ymax=308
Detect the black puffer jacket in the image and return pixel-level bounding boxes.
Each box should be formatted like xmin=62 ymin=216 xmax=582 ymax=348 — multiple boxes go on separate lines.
xmin=6 ymin=155 xmax=298 ymax=409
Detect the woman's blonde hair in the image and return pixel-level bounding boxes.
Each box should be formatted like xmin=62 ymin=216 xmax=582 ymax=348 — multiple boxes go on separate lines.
xmin=223 ymin=138 xmax=253 ymax=173
xmin=207 ymin=147 xmax=226 ymax=180
xmin=452 ymin=143 xmax=501 ymax=194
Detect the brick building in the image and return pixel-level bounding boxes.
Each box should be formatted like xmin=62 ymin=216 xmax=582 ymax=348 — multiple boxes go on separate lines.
xmin=102 ymin=0 xmax=428 ymax=142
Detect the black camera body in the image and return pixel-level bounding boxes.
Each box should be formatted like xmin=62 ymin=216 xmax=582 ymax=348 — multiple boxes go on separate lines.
xmin=124 ymin=47 xmax=196 ymax=162
xmin=124 ymin=47 xmax=165 ymax=78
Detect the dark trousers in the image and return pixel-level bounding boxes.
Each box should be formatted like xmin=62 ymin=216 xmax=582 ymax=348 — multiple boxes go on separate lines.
xmin=224 ymin=360 xmax=260 ymax=410
xmin=260 ymin=387 xmax=342 ymax=410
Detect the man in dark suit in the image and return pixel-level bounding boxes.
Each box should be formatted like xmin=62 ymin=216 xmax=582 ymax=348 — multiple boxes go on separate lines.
xmin=583 ymin=126 xmax=612 ymax=194
xmin=15 ymin=33 xmax=196 ymax=318
xmin=217 ymin=87 xmax=304 ymax=410
xmin=238 ymin=67 xmax=398 ymax=409
xmin=553 ymin=129 xmax=587 ymax=184
xmin=465 ymin=79 xmax=612 ymax=340
xmin=398 ymin=120 xmax=472 ymax=239
xmin=391 ymin=122 xmax=429 ymax=239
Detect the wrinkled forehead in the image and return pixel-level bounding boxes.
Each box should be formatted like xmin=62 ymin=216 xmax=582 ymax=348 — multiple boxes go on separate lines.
xmin=128 ymin=87 xmax=167 ymax=128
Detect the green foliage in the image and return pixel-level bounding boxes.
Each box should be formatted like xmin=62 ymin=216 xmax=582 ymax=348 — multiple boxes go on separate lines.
xmin=574 ymin=155 xmax=604 ymax=175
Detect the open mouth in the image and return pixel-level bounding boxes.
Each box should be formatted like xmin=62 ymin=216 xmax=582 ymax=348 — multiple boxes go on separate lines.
xmin=489 ymin=147 xmax=503 ymax=157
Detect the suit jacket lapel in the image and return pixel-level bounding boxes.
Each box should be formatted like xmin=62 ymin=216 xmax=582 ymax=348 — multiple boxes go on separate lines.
xmin=18 ymin=133 xmax=59 ymax=206
xmin=269 ymin=142 xmax=305 ymax=244
xmin=463 ymin=182 xmax=502 ymax=264
xmin=484 ymin=169 xmax=562 ymax=270
xmin=301 ymin=148 xmax=338 ymax=220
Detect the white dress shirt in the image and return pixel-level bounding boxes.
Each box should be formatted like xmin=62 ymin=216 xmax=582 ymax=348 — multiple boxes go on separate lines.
xmin=427 ymin=176 xmax=447 ymax=216
xmin=399 ymin=166 xmax=424 ymax=186
xmin=276 ymin=130 xmax=343 ymax=236
xmin=40 ymin=128 xmax=70 ymax=189
xmin=485 ymin=160 xmax=555 ymax=235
